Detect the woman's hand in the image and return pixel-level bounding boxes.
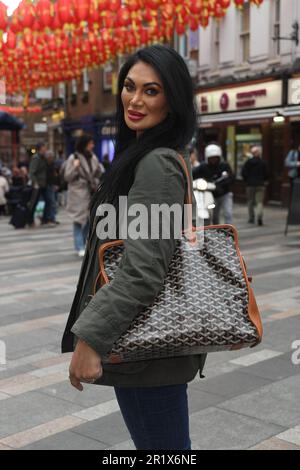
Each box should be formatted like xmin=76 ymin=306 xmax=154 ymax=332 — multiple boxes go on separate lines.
xmin=73 ymin=159 xmax=80 ymax=168
xmin=69 ymin=339 xmax=103 ymax=391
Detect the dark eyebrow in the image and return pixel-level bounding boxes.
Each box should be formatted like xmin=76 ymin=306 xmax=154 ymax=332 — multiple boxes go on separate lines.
xmin=125 ymin=76 xmax=162 ymax=88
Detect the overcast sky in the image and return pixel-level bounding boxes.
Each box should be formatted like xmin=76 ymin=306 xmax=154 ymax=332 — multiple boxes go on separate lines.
xmin=3 ymin=0 xmax=22 ymax=16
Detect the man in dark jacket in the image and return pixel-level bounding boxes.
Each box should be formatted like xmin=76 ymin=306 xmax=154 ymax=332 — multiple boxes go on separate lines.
xmin=28 ymin=142 xmax=51 ymax=227
xmin=242 ymin=146 xmax=268 ymax=226
xmin=192 ymin=143 xmax=235 ymax=224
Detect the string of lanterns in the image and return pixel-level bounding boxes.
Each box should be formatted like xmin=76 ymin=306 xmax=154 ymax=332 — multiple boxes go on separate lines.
xmin=0 ymin=0 xmax=264 ymax=95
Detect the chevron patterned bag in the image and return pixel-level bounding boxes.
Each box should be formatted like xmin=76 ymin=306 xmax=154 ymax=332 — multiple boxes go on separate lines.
xmin=94 ymin=155 xmax=263 ymax=364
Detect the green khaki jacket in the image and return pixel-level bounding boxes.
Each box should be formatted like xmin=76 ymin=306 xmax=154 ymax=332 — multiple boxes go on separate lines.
xmin=29 ymin=153 xmax=48 ymax=188
xmin=61 ymin=147 xmax=206 ymax=388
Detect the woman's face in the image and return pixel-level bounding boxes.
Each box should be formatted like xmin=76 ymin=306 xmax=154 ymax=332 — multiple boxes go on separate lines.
xmin=86 ymin=140 xmax=95 ymax=152
xmin=121 ymin=61 xmax=169 ymax=135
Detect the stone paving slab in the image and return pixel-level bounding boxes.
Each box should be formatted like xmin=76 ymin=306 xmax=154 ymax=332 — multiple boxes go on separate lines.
xmin=71 ymin=412 xmax=131 ymax=447
xmin=0 ymin=205 xmax=299 ymax=450
xmin=250 ymin=437 xmax=300 ymax=450
xmin=22 ymin=430 xmax=107 ymax=451
xmin=0 ymin=390 xmax=83 ymax=439
xmin=37 ymin=382 xmax=116 ymax=409
xmin=189 ymin=407 xmax=284 ymax=450
xmin=190 ymin=369 xmax=271 ymax=398
xmin=219 ymin=375 xmax=300 ymax=428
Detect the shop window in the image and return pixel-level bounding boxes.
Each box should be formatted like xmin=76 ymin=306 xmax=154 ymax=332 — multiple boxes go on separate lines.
xmin=240 ymin=2 xmax=250 ymax=63
xmin=235 ymin=126 xmax=262 ymax=179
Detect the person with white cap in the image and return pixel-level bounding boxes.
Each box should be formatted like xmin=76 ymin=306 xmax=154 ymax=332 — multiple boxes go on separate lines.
xmin=192 ymin=143 xmax=235 ymax=225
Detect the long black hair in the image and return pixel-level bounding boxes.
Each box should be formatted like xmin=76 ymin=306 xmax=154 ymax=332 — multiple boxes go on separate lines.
xmin=94 ymin=44 xmax=197 ymax=207
xmin=75 ymin=134 xmax=93 ymax=155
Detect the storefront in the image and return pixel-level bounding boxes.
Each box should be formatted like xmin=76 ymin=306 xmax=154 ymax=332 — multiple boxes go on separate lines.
xmin=196 ymin=79 xmax=290 ymax=204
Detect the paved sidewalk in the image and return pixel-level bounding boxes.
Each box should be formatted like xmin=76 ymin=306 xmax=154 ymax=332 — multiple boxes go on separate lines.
xmin=0 ymin=204 xmax=299 ymax=450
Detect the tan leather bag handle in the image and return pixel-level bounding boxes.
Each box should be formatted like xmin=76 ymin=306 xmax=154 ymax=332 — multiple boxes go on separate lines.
xmin=176 ymin=153 xmax=195 ymax=241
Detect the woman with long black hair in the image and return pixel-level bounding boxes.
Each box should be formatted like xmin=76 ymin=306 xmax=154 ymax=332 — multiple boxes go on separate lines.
xmin=62 ymin=44 xmax=206 ymax=450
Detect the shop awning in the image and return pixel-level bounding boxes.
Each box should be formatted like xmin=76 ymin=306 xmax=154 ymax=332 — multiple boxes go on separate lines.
xmin=0 ymin=111 xmax=24 ymax=131
xmin=199 ymin=108 xmax=283 ymax=125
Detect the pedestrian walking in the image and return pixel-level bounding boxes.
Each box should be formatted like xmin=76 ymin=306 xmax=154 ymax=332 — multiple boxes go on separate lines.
xmin=0 ymin=169 xmax=9 ymax=216
xmin=285 ymin=144 xmax=300 ymax=198
xmin=55 ymin=150 xmax=68 ymax=207
xmin=45 ymin=150 xmax=60 ymax=225
xmin=62 ymin=45 xmax=206 ymax=451
xmin=64 ymin=135 xmax=102 ymax=257
xmin=28 ymin=143 xmax=52 ymax=227
xmin=193 ymin=143 xmax=235 ymax=224
xmin=242 ymin=146 xmax=268 ymax=226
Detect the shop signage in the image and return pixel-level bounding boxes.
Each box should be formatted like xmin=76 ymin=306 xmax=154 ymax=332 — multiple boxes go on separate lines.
xmin=101 ymin=125 xmax=117 ymax=136
xmin=197 ymin=81 xmax=282 ymax=114
xmin=34 ymin=123 xmax=48 ymax=133
xmin=288 ymin=78 xmax=300 ymax=105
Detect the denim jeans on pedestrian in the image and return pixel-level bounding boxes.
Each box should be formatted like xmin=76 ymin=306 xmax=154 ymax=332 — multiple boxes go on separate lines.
xmin=28 ymin=187 xmax=51 ymax=225
xmin=213 ymin=192 xmax=233 ymax=225
xmin=44 ymin=185 xmax=57 ymax=222
xmin=73 ymin=222 xmax=89 ymax=252
xmin=114 ymin=384 xmax=191 ymax=450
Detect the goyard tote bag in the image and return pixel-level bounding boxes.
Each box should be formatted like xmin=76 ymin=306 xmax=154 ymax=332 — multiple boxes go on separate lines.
xmin=93 ymin=154 xmax=263 ymax=364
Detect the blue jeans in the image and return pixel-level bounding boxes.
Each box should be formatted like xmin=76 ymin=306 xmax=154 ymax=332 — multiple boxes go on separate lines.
xmin=114 ymin=384 xmax=191 ymax=450
xmin=44 ymin=186 xmax=57 ymax=222
xmin=73 ymin=222 xmax=89 ymax=252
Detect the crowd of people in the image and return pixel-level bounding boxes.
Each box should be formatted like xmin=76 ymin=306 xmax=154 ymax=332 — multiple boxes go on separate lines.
xmin=0 ymin=135 xmax=108 ymax=257
xmin=0 ymin=135 xmax=298 ymax=258
xmin=190 ymin=143 xmax=269 ymax=227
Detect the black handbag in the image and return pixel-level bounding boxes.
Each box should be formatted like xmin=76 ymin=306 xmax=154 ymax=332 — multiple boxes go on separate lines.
xmin=93 ymin=154 xmax=263 ymax=364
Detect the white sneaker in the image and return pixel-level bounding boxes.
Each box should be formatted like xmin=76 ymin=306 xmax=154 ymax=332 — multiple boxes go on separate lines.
xmin=78 ymin=249 xmax=85 ymax=258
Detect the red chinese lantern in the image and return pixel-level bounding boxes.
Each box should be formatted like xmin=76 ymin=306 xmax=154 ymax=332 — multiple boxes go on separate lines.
xmin=36 ymin=0 xmax=53 ymax=29
xmin=89 ymin=0 xmax=101 ymax=28
xmin=116 ymin=7 xmax=131 ymax=27
xmin=214 ymin=2 xmax=225 ymax=18
xmin=175 ymin=21 xmax=185 ymax=36
xmin=218 ymin=0 xmax=231 ymax=9
xmin=17 ymin=0 xmax=36 ymax=31
xmin=74 ymin=0 xmax=91 ymax=23
xmin=189 ymin=16 xmax=199 ymax=31
xmin=23 ymin=30 xmax=34 ymax=47
xmin=162 ymin=2 xmax=174 ymax=20
xmin=234 ymin=0 xmax=244 ymax=7
xmin=0 ymin=1 xmax=8 ymax=32
xmin=52 ymin=3 xmax=63 ymax=31
xmin=102 ymin=11 xmax=115 ymax=29
xmin=145 ymin=0 xmax=160 ymax=8
xmin=6 ymin=31 xmax=17 ymax=49
xmin=98 ymin=0 xmax=109 ymax=11
xmin=190 ymin=0 xmax=202 ymax=15
xmin=57 ymin=0 xmax=74 ymax=25
xmin=109 ymin=0 xmax=121 ymax=12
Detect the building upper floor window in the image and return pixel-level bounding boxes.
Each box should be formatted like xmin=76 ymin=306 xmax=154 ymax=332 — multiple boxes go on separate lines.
xmin=213 ymin=23 xmax=220 ymax=70
xmin=240 ymin=1 xmax=250 ymax=63
xmin=174 ymin=31 xmax=189 ymax=59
